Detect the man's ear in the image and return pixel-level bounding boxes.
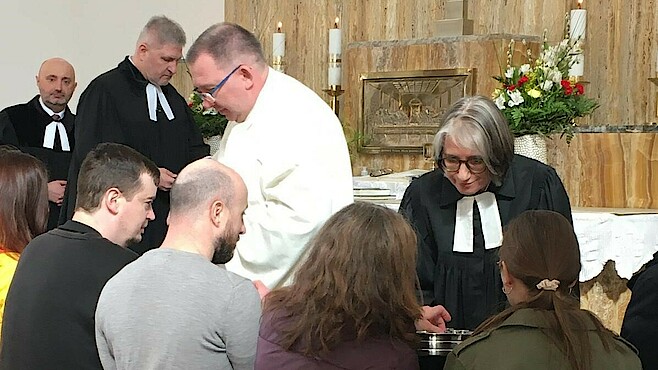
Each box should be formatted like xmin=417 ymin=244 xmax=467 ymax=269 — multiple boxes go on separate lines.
xmin=136 ymin=42 xmax=149 ymax=59
xmin=210 ymin=199 xmax=225 ymax=227
xmin=103 ymin=188 xmax=123 ymax=215
xmin=241 ymin=66 xmax=255 ymax=90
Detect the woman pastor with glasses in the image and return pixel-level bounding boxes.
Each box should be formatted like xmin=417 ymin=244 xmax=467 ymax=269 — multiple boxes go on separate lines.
xmin=399 ymin=95 xmax=572 ymax=331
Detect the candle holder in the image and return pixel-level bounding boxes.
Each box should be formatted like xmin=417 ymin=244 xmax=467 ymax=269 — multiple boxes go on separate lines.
xmin=649 ymin=76 xmax=658 ymax=117
xmin=272 ymin=55 xmax=285 ymax=74
xmin=323 ymin=85 xmax=344 ymax=116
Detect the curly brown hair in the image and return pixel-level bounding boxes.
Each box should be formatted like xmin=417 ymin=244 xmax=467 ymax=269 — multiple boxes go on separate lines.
xmin=263 ymin=202 xmax=422 ymax=355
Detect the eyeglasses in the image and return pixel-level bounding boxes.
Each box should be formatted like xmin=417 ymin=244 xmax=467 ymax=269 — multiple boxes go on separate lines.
xmin=192 ymin=64 xmax=242 ymax=104
xmin=439 ymin=155 xmax=487 ymax=174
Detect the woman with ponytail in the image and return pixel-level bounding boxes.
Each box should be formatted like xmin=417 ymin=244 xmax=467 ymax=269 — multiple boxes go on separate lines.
xmin=444 ymin=210 xmax=641 ymax=370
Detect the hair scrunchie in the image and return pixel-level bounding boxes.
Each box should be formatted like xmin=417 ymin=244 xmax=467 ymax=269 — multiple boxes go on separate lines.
xmin=536 ymin=279 xmax=560 ymax=291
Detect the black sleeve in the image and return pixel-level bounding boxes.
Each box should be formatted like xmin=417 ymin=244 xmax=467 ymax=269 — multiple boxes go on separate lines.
xmin=400 ymin=182 xmax=437 ymax=305
xmin=0 ymin=110 xmax=19 ymax=146
xmin=182 ymin=103 xmax=210 ymax=162
xmin=621 ymin=266 xmax=658 ymax=370
xmin=537 ymin=166 xmax=573 ymax=224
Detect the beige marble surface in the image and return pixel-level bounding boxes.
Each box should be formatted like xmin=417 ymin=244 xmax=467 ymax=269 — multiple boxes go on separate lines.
xmin=580 ymin=261 xmax=632 ymax=334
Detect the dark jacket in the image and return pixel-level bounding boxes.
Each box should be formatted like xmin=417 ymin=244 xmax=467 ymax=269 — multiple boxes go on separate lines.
xmin=0 ymin=221 xmax=137 ymax=370
xmin=621 ymin=254 xmax=658 ymax=370
xmin=444 ymin=308 xmax=641 ymax=370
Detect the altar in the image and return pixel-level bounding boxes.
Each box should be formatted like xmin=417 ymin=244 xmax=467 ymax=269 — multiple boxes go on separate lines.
xmin=353 ymin=172 xmax=658 ymax=333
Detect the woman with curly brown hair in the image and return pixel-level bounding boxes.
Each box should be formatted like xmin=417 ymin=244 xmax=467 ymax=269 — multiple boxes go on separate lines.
xmin=0 ymin=148 xmax=49 ymax=336
xmin=255 ymin=202 xmax=449 ymax=369
xmin=444 ymin=210 xmax=641 ymax=370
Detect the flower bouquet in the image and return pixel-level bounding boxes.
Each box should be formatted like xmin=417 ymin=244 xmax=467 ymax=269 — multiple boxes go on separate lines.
xmin=188 ymin=93 xmax=228 ymax=138
xmin=491 ymin=33 xmax=598 ymax=143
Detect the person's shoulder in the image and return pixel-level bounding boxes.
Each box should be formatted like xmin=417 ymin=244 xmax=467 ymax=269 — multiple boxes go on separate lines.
xmin=0 ymin=101 xmax=30 ymax=116
xmin=404 ymin=169 xmax=446 ymax=197
xmin=509 ymin=154 xmax=561 ymax=183
xmin=82 ymin=63 xmax=125 ymax=93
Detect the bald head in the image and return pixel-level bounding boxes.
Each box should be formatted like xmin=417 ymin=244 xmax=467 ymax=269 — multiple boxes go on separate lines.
xmin=169 ymin=158 xmax=246 ymax=218
xmin=36 ymin=57 xmax=77 ymax=113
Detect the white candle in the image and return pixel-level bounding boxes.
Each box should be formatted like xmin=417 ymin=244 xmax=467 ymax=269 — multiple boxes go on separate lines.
xmin=569 ymin=52 xmax=584 ymax=77
xmin=328 ymin=17 xmax=341 ymax=86
xmin=569 ymin=9 xmax=586 ymax=41
xmin=329 ymin=18 xmax=341 ymax=55
xmin=273 ymin=22 xmax=285 ymax=57
xmin=328 ymin=66 xmax=341 ymax=86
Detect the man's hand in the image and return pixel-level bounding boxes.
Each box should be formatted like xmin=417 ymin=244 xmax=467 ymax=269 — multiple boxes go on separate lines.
xmin=158 ymin=168 xmax=177 ymax=191
xmin=47 ymin=180 xmax=67 ymax=205
xmin=415 ymin=305 xmax=452 ymax=333
xmin=253 ymin=280 xmax=271 ymax=300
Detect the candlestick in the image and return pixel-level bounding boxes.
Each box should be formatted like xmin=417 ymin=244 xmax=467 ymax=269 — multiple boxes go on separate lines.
xmin=323 ymin=85 xmax=345 ymax=117
xmin=273 ymin=21 xmax=285 ymax=73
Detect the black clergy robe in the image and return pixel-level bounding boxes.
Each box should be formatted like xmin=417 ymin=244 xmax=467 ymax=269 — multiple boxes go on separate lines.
xmin=0 ymin=220 xmax=137 ymax=370
xmin=60 ymin=57 xmax=209 ymax=254
xmin=399 ymin=154 xmax=572 ymax=330
xmin=0 ymin=95 xmax=75 ymax=230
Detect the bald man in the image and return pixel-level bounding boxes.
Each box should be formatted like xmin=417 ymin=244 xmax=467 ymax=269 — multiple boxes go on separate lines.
xmin=0 ymin=57 xmax=77 ymax=230
xmin=95 ymin=158 xmax=261 ymax=370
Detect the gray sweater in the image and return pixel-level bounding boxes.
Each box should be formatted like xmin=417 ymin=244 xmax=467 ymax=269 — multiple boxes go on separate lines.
xmin=95 ymin=248 xmax=261 ymax=370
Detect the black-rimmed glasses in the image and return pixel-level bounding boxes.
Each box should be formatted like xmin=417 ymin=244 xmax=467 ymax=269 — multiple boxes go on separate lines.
xmin=438 ymin=155 xmax=487 ymax=174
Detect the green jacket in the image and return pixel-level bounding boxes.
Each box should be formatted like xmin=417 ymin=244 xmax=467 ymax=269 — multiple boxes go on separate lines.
xmin=444 ymin=308 xmax=641 ymax=370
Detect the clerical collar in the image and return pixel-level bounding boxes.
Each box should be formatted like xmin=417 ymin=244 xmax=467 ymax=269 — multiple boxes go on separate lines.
xmin=39 ymin=97 xmax=64 ymax=120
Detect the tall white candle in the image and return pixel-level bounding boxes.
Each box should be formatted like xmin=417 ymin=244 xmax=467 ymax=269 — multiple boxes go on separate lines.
xmin=328 ymin=17 xmax=342 ymax=86
xmin=569 ymin=52 xmax=584 ymax=77
xmin=273 ymin=22 xmax=285 ymax=57
xmin=569 ymin=9 xmax=586 ymax=41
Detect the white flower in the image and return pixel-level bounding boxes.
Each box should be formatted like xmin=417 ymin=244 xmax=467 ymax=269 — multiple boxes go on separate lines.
xmin=520 ymin=64 xmax=531 ymax=74
xmin=507 ymin=90 xmax=524 ymax=107
xmin=505 ymin=67 xmax=515 ymax=79
xmin=540 ymin=80 xmax=553 ymax=91
xmin=547 ymin=68 xmax=562 ymax=84
xmin=494 ymin=94 xmax=507 ymax=109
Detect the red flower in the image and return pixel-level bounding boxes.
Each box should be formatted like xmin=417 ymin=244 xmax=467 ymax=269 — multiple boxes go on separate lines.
xmin=506 ymin=84 xmax=516 ymax=91
xmin=560 ymin=80 xmax=573 ymax=95
xmin=188 ymin=102 xmax=194 ymax=107
xmin=575 ymin=83 xmax=584 ymax=95
xmin=517 ymin=75 xmax=529 ymax=86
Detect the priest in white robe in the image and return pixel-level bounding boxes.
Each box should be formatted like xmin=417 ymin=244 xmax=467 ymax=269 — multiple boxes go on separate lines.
xmin=187 ymin=23 xmax=353 ymax=288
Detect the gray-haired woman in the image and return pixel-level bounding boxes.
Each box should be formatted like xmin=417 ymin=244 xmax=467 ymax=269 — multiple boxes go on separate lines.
xmin=399 ymin=95 xmax=572 ymax=330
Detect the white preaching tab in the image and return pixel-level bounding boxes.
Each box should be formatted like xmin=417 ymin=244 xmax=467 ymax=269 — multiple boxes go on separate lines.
xmin=453 ymin=192 xmax=503 ymax=253
xmin=146 ymin=83 xmax=175 ymax=121
xmin=42 ymin=114 xmax=70 ymax=151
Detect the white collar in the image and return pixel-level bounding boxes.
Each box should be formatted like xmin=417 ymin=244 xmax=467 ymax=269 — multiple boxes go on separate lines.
xmin=453 ymin=192 xmax=503 ymax=253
